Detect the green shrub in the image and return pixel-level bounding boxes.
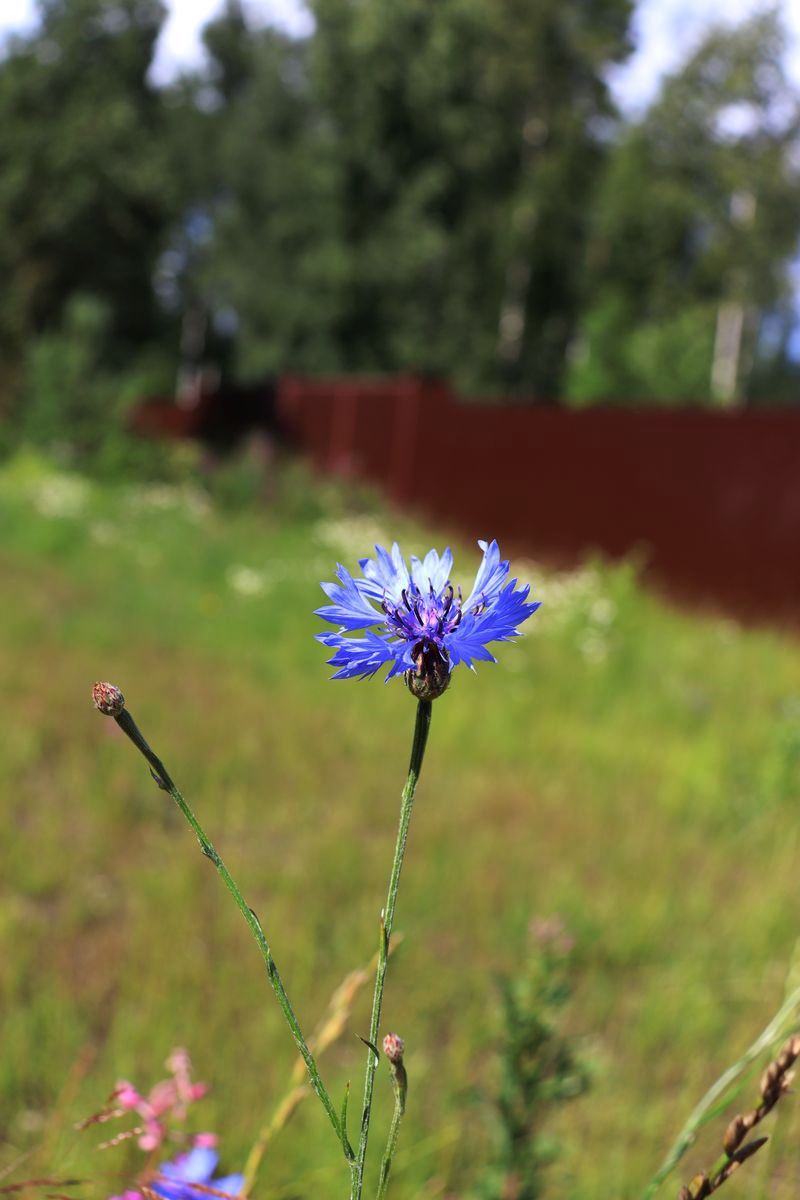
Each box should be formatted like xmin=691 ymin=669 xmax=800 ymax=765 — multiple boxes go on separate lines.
xmin=16 ymin=293 xmax=177 ymax=479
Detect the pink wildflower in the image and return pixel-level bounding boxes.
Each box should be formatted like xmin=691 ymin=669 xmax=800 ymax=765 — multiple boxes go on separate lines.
xmin=193 ymin=1133 xmax=218 ymax=1149
xmin=115 ymin=1083 xmax=142 ymax=1111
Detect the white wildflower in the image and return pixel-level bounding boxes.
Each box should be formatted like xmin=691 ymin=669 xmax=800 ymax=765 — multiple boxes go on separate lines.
xmin=90 ymin=520 xmax=118 ymax=546
xmin=314 ymin=516 xmax=391 ymax=561
xmin=227 ymin=565 xmax=269 ymax=597
xmin=590 ymin=597 xmax=616 ymax=626
xmin=32 ymin=474 xmax=90 ymax=519
xmin=579 ymin=633 xmax=608 ymax=664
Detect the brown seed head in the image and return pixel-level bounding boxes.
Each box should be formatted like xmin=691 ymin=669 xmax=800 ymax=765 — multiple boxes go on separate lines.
xmin=689 ymin=1171 xmax=711 ymax=1198
xmin=92 ymin=681 xmax=125 ymax=717
xmin=382 ymin=1032 xmax=405 ymax=1065
xmin=731 ymin=1136 xmax=769 ymax=1166
xmin=760 ymin=1061 xmax=782 ymax=1101
xmin=776 ymin=1035 xmax=800 ymax=1071
xmin=722 ymin=1114 xmax=746 ymax=1156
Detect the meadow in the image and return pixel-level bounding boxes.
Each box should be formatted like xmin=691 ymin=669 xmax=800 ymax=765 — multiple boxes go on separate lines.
xmin=1 ymin=449 xmax=800 ymax=1200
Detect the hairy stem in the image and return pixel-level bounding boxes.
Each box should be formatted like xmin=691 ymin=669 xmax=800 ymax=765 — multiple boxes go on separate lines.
xmin=112 ymin=706 xmax=351 ymax=1161
xmin=376 ymin=1061 xmax=407 ymax=1200
xmin=241 ymin=944 xmax=395 ymax=1197
xmin=350 ymin=699 xmax=432 ymax=1200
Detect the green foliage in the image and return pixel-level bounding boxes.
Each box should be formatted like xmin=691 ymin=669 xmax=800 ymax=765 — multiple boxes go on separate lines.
xmin=203 ymin=441 xmax=272 ymax=513
xmin=0 ymin=0 xmax=176 ymax=369
xmin=20 ymin=294 xmax=115 ymax=456
xmin=185 ymin=20 xmax=350 ymax=378
xmin=180 ymin=0 xmax=632 ymax=395
xmin=475 ymin=921 xmax=589 ymax=1200
xmin=2 ymin=0 xmax=800 ymax=431
xmin=2 ymin=462 xmax=800 ymax=1195
xmin=567 ymin=12 xmax=800 ymax=406
xmin=569 ymin=299 xmax=718 ymax=405
xmin=17 ymin=292 xmax=176 ymax=477
xmin=177 ymin=3 xmax=800 ymax=403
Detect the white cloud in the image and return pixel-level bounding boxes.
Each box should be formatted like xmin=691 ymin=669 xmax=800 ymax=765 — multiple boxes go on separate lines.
xmin=607 ymin=0 xmax=800 ymax=113
xmin=0 ymin=0 xmax=36 ymax=38
xmin=0 ymin=0 xmax=797 ymax=113
xmin=150 ymin=0 xmax=312 ymax=84
xmin=0 ymin=0 xmax=313 ymax=74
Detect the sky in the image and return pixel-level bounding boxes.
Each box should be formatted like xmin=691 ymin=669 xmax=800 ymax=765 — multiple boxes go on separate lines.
xmin=609 ymin=0 xmax=800 ymax=112
xmin=1 ymin=0 xmax=799 ymax=110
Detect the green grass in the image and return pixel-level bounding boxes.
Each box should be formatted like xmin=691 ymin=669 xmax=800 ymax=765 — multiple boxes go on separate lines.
xmin=1 ymin=449 xmax=800 ymax=1199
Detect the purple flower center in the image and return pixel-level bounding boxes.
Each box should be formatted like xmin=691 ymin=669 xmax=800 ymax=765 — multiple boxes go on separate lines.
xmin=381 ymin=581 xmax=470 ymax=650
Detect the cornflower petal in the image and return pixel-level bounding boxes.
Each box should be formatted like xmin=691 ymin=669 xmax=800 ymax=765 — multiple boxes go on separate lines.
xmin=316 ymin=630 xmax=402 ymax=679
xmin=315 ymin=564 xmax=383 ymax=630
xmin=409 ymin=547 xmax=454 ymax=594
xmin=151 ymin=1147 xmax=228 ymax=1200
xmin=212 ymin=1176 xmax=245 ymax=1197
xmin=149 ymin=1145 xmax=244 ymax=1200
xmin=462 ymin=539 xmax=510 ymax=611
xmin=159 ymin=1147 xmax=219 ymax=1183
xmin=448 ymin=581 xmax=540 ymax=669
xmin=357 ymin=543 xmax=410 ymax=604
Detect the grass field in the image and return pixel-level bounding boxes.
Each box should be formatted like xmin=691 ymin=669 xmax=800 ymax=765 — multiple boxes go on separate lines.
xmin=1 ymin=449 xmax=800 ymax=1200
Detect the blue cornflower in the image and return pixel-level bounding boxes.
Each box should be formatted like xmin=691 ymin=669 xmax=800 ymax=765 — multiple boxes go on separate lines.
xmin=151 ymin=1146 xmax=244 ymax=1200
xmin=316 ymin=539 xmax=540 ymax=699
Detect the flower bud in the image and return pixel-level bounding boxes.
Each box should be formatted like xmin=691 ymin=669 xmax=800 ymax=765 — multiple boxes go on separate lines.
xmin=114 ymin=1081 xmax=141 ymax=1111
xmin=193 ymin=1133 xmax=218 ymax=1149
xmin=383 ymin=1032 xmax=405 ymax=1065
xmin=92 ymin=681 xmax=125 ymax=717
xmin=405 ymin=645 xmax=450 ymax=702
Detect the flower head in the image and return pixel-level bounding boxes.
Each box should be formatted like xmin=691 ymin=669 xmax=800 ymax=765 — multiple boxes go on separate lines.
xmin=151 ymin=1146 xmax=244 ymax=1200
xmin=316 ymin=540 xmax=539 ymax=696
xmin=82 ymin=1050 xmax=210 ymax=1157
xmin=92 ymin=681 xmax=125 ymax=717
xmin=382 ymin=1032 xmax=405 ymax=1065
xmin=88 ymin=1052 xmax=239 ymax=1200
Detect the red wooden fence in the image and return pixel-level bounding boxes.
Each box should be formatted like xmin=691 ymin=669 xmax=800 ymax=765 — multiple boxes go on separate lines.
xmin=276 ymin=375 xmax=800 ymax=625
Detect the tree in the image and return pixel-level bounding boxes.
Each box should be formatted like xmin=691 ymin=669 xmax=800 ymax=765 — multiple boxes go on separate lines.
xmin=306 ymin=0 xmax=634 ymax=396
xmin=164 ymin=6 xmax=349 ymax=379
xmin=186 ymin=0 xmax=633 ymax=395
xmin=567 ymin=11 xmax=800 ymax=406
xmin=0 ymin=0 xmax=175 ymax=400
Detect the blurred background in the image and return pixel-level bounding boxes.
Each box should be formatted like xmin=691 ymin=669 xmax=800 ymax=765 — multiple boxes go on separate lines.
xmin=2 ymin=1 xmax=800 ymax=1198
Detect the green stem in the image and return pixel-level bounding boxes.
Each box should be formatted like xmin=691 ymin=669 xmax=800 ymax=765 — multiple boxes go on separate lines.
xmin=350 ymin=699 xmax=432 ymax=1200
xmin=113 ymin=706 xmax=351 ymax=1160
xmin=376 ymin=1062 xmax=407 ymax=1200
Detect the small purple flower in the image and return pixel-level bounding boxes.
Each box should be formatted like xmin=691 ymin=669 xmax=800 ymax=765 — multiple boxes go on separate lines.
xmin=316 ymin=540 xmax=539 ymax=698
xmin=151 ymin=1146 xmax=244 ymax=1200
